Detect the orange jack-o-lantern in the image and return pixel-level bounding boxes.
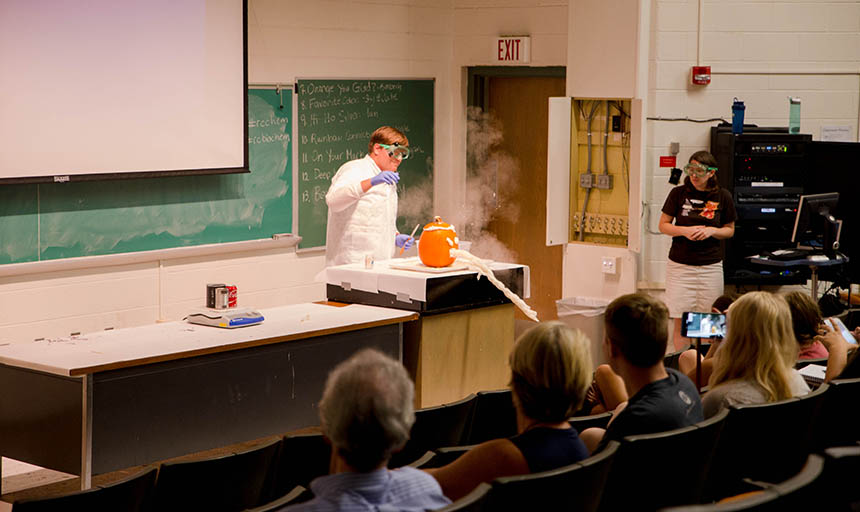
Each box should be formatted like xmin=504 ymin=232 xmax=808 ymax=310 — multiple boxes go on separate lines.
xmin=418 ymin=216 xmax=459 ymax=267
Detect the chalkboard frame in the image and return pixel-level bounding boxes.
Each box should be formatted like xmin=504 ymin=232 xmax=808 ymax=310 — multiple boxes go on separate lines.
xmin=294 ymin=77 xmax=435 ymax=252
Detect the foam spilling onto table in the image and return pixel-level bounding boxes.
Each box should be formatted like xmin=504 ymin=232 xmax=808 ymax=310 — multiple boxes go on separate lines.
xmin=450 ymin=248 xmax=539 ymax=322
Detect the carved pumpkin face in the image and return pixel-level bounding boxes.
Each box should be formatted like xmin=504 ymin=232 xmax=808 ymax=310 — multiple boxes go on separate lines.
xmin=418 ymin=216 xmax=459 ymax=267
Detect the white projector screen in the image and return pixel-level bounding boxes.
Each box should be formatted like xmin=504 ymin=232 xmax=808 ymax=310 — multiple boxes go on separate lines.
xmin=0 ymin=0 xmax=247 ymax=183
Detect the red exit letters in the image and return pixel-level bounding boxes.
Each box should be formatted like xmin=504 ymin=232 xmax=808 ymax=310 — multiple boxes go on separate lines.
xmin=494 ymin=36 xmax=530 ymax=63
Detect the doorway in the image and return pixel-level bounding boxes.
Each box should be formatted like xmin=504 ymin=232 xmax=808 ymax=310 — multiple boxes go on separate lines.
xmin=466 ymin=67 xmax=566 ymax=322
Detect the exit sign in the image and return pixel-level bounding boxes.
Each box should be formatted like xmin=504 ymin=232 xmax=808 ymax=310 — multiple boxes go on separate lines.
xmin=494 ymin=36 xmax=530 ymax=64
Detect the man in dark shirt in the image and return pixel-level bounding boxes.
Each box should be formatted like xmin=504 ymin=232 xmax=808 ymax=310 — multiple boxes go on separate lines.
xmin=580 ymin=293 xmax=704 ymax=453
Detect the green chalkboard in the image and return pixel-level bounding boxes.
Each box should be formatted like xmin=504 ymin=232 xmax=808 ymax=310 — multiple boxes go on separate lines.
xmin=296 ymin=79 xmax=434 ymax=249
xmin=0 ymin=88 xmax=292 ymax=264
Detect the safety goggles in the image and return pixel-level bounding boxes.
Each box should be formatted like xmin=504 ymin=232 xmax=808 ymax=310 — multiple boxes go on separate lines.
xmin=683 ymin=162 xmax=717 ymax=178
xmin=379 ymin=143 xmax=410 ymax=160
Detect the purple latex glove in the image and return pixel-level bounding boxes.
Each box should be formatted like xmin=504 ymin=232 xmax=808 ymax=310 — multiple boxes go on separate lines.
xmin=370 ymin=171 xmax=399 ymax=187
xmin=395 ymin=234 xmax=414 ymax=250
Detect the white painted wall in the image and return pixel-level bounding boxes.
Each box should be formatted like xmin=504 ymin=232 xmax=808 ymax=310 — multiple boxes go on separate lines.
xmin=641 ymin=0 xmax=860 ymax=287
xmin=3 ymin=0 xmax=858 ymax=342
xmin=0 ymin=0 xmax=568 ymax=344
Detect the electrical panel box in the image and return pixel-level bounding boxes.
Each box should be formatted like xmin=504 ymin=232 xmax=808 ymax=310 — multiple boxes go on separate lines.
xmin=569 ymin=98 xmax=633 ymax=247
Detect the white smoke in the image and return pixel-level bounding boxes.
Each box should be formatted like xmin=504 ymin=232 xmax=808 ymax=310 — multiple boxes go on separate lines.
xmin=449 ymin=106 xmax=520 ymax=263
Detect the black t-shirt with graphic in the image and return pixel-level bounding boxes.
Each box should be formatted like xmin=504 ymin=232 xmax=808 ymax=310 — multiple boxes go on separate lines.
xmin=661 ymin=182 xmax=736 ymax=266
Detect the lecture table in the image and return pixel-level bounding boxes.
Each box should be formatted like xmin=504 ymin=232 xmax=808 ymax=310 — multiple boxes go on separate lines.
xmin=324 ymin=258 xmax=528 ymax=408
xmin=0 ymin=302 xmax=417 ymax=492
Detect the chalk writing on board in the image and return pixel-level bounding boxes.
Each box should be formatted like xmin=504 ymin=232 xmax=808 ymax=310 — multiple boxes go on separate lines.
xmin=296 ymin=79 xmax=434 ymax=249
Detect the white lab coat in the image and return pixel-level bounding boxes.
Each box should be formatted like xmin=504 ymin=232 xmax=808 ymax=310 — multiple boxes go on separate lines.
xmin=325 ymin=155 xmax=398 ymax=266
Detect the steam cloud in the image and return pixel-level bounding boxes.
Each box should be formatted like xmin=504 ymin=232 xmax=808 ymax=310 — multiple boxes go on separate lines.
xmin=450 ymin=107 xmax=519 ymax=263
xmin=396 ymin=107 xmax=522 ymax=264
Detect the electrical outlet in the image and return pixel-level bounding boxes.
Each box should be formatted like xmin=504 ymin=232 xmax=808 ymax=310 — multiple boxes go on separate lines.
xmin=611 ymin=115 xmax=622 ymax=132
xmin=601 ymin=256 xmax=618 ymax=275
xmin=579 ymin=173 xmax=594 ymax=188
xmin=596 ymin=174 xmax=614 ymax=190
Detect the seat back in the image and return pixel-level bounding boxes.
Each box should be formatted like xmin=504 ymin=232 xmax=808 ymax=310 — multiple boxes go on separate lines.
xmin=95 ymin=465 xmax=158 ymax=512
xmin=245 ymin=485 xmax=313 ymax=512
xmin=657 ymin=454 xmax=825 ymax=512
xmin=567 ymin=411 xmax=612 ymax=434
xmin=813 ymin=377 xmax=860 ymax=450
xmin=820 ymin=445 xmax=860 ymax=510
xmin=390 ymin=394 xmax=477 ymax=467
xmin=598 ymin=409 xmax=728 ymax=512
xmin=12 ymin=486 xmax=104 ymax=512
xmin=465 ymin=389 xmax=517 ymax=444
xmin=152 ymin=437 xmax=281 ymax=511
xmin=269 ymin=432 xmax=330 ymax=501
xmin=705 ymin=383 xmax=829 ymax=500
xmin=436 ymin=482 xmax=492 ymax=512
xmin=482 ymin=440 xmax=619 ymax=512
xmin=767 ymin=453 xmax=824 ymax=510
xmin=12 ymin=466 xmax=158 ymax=512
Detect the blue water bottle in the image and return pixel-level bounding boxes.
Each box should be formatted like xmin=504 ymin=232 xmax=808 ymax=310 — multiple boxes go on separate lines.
xmin=732 ymin=98 xmax=745 ymax=134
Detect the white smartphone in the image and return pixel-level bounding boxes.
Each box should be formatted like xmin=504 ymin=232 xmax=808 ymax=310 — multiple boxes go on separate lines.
xmin=827 ymin=317 xmax=857 ymax=345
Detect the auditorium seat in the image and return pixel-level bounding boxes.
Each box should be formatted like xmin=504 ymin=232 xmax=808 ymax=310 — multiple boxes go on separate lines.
xmin=244 ymin=485 xmax=312 ymax=512
xmin=568 ymin=411 xmax=612 ymax=434
xmin=598 ymin=409 xmax=728 ymax=512
xmin=151 ymin=437 xmax=281 ymax=511
xmin=479 ymin=440 xmax=619 ymax=512
xmin=659 ymin=453 xmax=825 ymax=512
xmin=465 ymin=389 xmax=517 ymax=444
xmin=12 ymin=465 xmax=157 ymax=512
xmin=704 ymin=383 xmax=829 ymax=501
xmin=436 ymin=482 xmax=491 ymax=512
xmin=812 ymin=377 xmax=860 ymax=450
xmin=268 ymin=433 xmax=330 ymax=502
xmin=819 ymin=445 xmax=860 ymax=510
xmin=389 ymin=394 xmax=477 ymax=468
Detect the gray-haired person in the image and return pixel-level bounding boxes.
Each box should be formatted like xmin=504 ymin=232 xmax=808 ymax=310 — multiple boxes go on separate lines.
xmin=281 ymin=349 xmax=450 ymax=511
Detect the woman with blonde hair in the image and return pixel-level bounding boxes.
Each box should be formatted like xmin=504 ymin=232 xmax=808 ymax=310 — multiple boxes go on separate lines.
xmin=702 ymin=291 xmax=809 ymax=418
xmin=427 ymin=321 xmax=593 ymax=500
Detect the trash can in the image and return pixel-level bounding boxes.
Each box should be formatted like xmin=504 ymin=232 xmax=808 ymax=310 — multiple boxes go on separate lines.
xmin=556 ymin=296 xmax=610 ymax=369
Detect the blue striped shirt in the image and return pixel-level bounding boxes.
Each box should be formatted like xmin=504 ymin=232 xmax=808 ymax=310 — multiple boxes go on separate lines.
xmin=282 ymin=466 xmax=450 ymax=512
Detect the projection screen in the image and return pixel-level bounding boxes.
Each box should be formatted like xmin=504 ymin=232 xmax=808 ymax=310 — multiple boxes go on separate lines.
xmin=0 ymin=0 xmax=247 ymax=183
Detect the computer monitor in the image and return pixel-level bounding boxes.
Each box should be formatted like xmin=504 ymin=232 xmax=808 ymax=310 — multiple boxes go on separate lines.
xmin=791 ymin=192 xmax=842 ymax=258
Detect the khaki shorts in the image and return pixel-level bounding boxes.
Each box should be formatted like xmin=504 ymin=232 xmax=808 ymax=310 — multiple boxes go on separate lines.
xmin=665 ymin=259 xmax=724 ymax=319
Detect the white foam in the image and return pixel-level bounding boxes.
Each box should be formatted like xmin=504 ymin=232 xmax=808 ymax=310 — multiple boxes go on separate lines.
xmin=449 ymin=248 xmax=539 ymax=322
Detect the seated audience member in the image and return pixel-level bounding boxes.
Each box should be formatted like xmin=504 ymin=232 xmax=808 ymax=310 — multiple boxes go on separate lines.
xmin=591 ymin=294 xmax=737 ymax=414
xmin=676 ymin=294 xmax=737 ymax=386
xmin=784 ymin=291 xmax=830 ymax=359
xmin=814 ymin=313 xmax=860 ymax=382
xmin=427 ymin=321 xmax=592 ymax=501
xmin=702 ymin=292 xmax=810 ymax=419
xmin=282 ymin=349 xmax=450 ymax=512
xmin=580 ymin=293 xmax=703 ymax=454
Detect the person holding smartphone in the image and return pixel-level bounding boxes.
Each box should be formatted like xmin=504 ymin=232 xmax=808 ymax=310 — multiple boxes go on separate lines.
xmin=660 ymin=151 xmax=737 ymax=351
xmin=677 ymin=294 xmax=736 ymax=388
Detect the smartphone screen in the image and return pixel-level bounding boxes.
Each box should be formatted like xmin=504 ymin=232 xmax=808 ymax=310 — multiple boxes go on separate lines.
xmin=681 ymin=311 xmax=727 ymax=339
xmin=828 ymin=317 xmax=857 ymax=345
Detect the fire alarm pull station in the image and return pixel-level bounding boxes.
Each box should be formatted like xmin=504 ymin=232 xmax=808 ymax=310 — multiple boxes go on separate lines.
xmin=691 ymin=66 xmax=711 ymax=85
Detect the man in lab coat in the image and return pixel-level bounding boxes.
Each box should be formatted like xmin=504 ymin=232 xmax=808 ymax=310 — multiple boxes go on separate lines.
xmin=324 ymin=126 xmax=414 ymax=266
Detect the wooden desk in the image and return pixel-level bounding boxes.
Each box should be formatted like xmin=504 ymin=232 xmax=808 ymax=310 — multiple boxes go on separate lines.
xmin=0 ymin=303 xmax=417 ymax=492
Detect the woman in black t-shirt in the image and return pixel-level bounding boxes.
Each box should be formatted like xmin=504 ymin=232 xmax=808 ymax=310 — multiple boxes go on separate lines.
xmin=659 ymin=151 xmax=737 ymax=350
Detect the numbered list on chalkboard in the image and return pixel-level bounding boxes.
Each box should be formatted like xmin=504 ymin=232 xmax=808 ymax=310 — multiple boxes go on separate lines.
xmin=296 ymin=79 xmax=434 ymax=249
